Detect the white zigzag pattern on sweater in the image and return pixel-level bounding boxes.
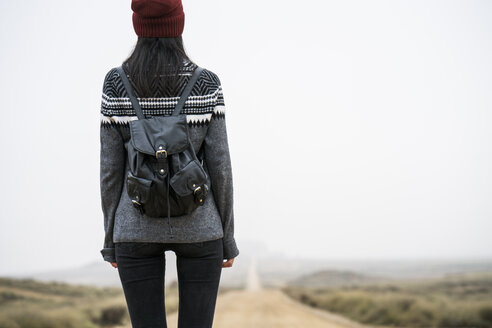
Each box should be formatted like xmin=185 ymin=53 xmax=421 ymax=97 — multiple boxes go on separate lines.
xmin=100 ymin=104 xmax=225 ymax=125
xmin=101 ymin=89 xmax=221 ymax=110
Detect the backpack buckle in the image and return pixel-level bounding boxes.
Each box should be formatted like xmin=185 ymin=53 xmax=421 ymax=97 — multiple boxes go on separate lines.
xmin=193 ymin=185 xmax=208 ymax=205
xmin=131 ymin=199 xmax=144 ymax=214
xmin=155 ymin=149 xmax=167 ymax=159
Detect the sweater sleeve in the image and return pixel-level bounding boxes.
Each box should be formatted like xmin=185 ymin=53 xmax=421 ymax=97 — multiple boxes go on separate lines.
xmin=99 ymin=70 xmax=126 ymax=263
xmin=203 ymin=79 xmax=240 ymax=260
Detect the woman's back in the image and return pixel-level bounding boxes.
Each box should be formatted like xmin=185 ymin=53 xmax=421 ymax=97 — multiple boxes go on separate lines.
xmin=99 ymin=59 xmax=239 ymax=263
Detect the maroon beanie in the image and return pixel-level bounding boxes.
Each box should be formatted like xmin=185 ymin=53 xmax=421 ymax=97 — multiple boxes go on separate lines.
xmin=131 ymin=0 xmax=185 ymax=37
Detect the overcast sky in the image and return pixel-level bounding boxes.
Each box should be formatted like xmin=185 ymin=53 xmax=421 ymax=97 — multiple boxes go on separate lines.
xmin=0 ymin=0 xmax=491 ymax=275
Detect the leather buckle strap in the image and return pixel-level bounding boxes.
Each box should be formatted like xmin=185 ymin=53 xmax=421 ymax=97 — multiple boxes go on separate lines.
xmin=156 ymin=157 xmax=168 ymax=176
xmin=156 ymin=145 xmax=168 ymax=176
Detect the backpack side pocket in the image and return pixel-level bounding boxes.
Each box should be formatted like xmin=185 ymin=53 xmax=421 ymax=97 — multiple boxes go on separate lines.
xmin=126 ymin=172 xmax=153 ymax=214
xmin=169 ymin=159 xmax=207 ymax=197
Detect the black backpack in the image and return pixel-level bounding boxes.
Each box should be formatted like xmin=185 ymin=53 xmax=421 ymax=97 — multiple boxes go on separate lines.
xmin=116 ymin=65 xmax=209 ymax=226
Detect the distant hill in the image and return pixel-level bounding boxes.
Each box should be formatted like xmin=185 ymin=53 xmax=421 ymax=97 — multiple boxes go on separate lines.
xmin=287 ymin=269 xmax=391 ymax=288
xmin=6 ymin=256 xmax=248 ymax=289
xmin=4 ymin=239 xmax=492 ymax=291
xmin=6 ymin=243 xmax=259 ymax=288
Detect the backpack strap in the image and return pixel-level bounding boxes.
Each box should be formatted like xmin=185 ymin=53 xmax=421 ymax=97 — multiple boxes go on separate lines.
xmin=116 ymin=66 xmax=145 ymax=120
xmin=173 ymin=66 xmax=204 ymax=116
xmin=197 ymin=145 xmax=205 ymax=165
xmin=116 ymin=65 xmax=204 ymax=119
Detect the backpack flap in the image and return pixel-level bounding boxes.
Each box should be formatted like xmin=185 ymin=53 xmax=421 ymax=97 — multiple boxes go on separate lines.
xmin=129 ymin=115 xmax=189 ymax=156
xmin=170 ymin=159 xmax=208 ymax=197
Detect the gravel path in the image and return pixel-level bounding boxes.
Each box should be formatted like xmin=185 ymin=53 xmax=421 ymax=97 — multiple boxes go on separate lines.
xmin=165 ymin=258 xmax=376 ymax=328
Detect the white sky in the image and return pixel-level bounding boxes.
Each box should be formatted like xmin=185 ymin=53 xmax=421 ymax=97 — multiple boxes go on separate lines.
xmin=0 ymin=0 xmax=491 ymax=275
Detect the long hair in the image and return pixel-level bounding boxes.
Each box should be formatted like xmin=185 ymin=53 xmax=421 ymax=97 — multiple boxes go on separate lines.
xmin=122 ymin=36 xmax=193 ymax=98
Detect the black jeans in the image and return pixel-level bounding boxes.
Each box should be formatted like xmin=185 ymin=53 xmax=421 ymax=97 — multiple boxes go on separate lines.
xmin=115 ymin=238 xmax=223 ymax=328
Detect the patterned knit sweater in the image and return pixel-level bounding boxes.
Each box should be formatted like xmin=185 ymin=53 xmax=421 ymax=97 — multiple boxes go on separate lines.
xmin=99 ymin=60 xmax=239 ymax=262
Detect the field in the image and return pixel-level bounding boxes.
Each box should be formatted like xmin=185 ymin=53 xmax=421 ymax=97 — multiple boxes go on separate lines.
xmin=0 ymin=276 xmax=178 ymax=328
xmin=282 ymin=271 xmax=492 ymax=328
xmin=2 ymin=269 xmax=492 ymax=327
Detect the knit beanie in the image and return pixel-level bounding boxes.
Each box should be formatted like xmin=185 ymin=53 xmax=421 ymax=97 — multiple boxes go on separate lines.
xmin=131 ymin=0 xmax=185 ymax=37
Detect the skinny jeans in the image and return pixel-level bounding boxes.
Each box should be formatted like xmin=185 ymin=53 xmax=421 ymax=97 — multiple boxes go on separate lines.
xmin=115 ymin=238 xmax=223 ymax=328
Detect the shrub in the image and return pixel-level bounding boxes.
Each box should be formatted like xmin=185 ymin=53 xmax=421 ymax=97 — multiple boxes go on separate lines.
xmin=479 ymin=306 xmax=492 ymax=324
xmin=99 ymin=305 xmax=127 ymax=326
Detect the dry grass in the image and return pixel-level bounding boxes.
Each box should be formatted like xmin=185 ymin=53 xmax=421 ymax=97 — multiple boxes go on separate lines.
xmin=282 ymin=272 xmax=492 ymax=328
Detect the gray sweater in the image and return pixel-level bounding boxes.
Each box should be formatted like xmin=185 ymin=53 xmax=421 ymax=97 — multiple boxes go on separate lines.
xmin=99 ymin=61 xmax=239 ymax=263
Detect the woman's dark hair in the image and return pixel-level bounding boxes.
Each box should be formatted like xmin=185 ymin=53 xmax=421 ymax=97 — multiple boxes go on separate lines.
xmin=122 ymin=36 xmax=193 ymax=98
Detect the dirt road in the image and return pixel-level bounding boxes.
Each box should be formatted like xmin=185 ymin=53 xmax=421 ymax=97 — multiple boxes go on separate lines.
xmin=165 ymin=258 xmax=373 ymax=328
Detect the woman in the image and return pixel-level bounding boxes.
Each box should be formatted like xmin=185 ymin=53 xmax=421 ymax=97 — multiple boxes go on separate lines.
xmin=99 ymin=0 xmax=239 ymax=326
